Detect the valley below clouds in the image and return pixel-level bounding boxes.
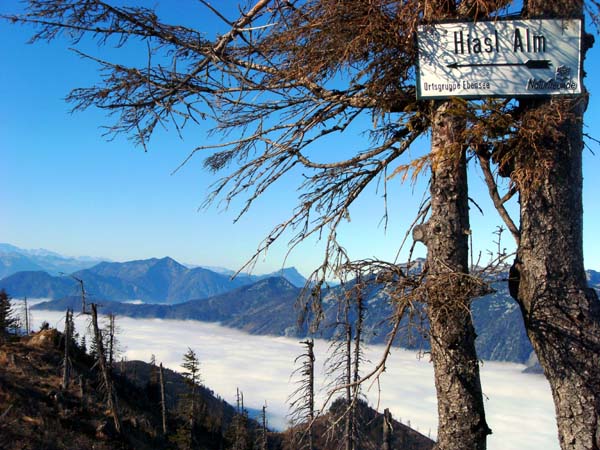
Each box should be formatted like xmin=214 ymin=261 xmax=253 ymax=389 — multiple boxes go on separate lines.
xmin=31 ymin=308 xmax=558 ymax=450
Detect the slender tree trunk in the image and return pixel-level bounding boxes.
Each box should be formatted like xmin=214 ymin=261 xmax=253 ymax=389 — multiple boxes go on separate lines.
xmin=382 ymin=408 xmax=392 ymax=450
xmin=350 ymin=283 xmax=363 ymax=450
xmin=414 ymin=101 xmax=490 ymax=450
xmin=91 ymin=303 xmax=121 ymax=434
xmin=107 ymin=313 xmax=115 ymax=369
xmin=189 ymin=382 xmax=196 ymax=435
xmin=261 ymin=403 xmax=268 ymax=450
xmin=24 ymin=297 xmax=29 ymax=335
xmin=159 ymin=363 xmax=167 ymax=435
xmin=344 ymin=298 xmax=353 ymax=450
xmin=509 ymin=4 xmax=600 ymax=450
xmin=62 ymin=308 xmax=72 ymax=390
xmin=78 ymin=375 xmax=85 ymax=401
xmin=306 ymin=340 xmax=315 ymax=450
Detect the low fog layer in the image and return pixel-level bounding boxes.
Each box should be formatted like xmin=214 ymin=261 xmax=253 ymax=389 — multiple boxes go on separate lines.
xmin=30 ymin=308 xmax=558 ymax=450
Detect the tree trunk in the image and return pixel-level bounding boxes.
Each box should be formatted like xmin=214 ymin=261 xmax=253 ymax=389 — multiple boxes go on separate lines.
xmin=24 ymin=297 xmax=29 ymax=335
xmin=306 ymin=340 xmax=315 ymax=450
xmin=107 ymin=313 xmax=115 ymax=369
xmin=350 ymin=283 xmax=363 ymax=450
xmin=261 ymin=403 xmax=268 ymax=450
xmin=344 ymin=301 xmax=352 ymax=450
xmin=159 ymin=363 xmax=167 ymax=435
xmin=91 ymin=303 xmax=121 ymax=434
xmin=414 ymin=2 xmax=490 ymax=448
xmin=62 ymin=308 xmax=72 ymax=390
xmin=508 ymin=2 xmax=600 ymax=449
xmin=382 ymin=408 xmax=392 ymax=450
xmin=415 ymin=102 xmax=490 ymax=450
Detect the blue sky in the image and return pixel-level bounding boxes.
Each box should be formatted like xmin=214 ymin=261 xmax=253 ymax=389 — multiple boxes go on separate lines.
xmin=2 ymin=1 xmax=600 ymax=276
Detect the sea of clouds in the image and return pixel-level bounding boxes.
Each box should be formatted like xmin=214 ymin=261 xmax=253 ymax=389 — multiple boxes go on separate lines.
xmin=29 ymin=307 xmax=558 ymax=450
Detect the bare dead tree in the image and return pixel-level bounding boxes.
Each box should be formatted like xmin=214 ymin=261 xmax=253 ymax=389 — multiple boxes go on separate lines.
xmin=229 ymin=388 xmax=251 ymax=450
xmin=259 ymin=402 xmax=268 ymax=450
xmin=103 ymin=313 xmax=119 ymax=369
xmin=349 ymin=277 xmax=365 ymax=450
xmin=312 ymin=259 xmax=427 ymax=445
xmin=108 ymin=313 xmax=115 ymax=368
xmin=90 ymin=303 xmax=121 ymax=434
xmin=62 ymin=308 xmax=74 ymax=390
xmin=328 ymin=275 xmax=366 ymax=450
xmin=159 ymin=362 xmax=167 ymax=436
xmin=23 ymin=297 xmax=30 ymax=335
xmin=344 ymin=299 xmax=353 ymax=450
xmin=288 ymin=339 xmax=315 ymax=450
xmin=319 ymin=285 xmax=353 ymax=449
xmin=70 ymin=275 xmax=88 ymax=314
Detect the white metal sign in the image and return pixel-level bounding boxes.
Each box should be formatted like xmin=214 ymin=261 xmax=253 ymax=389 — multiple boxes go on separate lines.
xmin=416 ymin=19 xmax=582 ymax=99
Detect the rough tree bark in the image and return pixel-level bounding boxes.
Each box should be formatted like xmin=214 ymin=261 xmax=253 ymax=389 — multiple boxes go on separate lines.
xmin=510 ymin=2 xmax=600 ymax=448
xmin=410 ymin=1 xmax=492 ymax=447
xmin=414 ymin=101 xmax=490 ymax=450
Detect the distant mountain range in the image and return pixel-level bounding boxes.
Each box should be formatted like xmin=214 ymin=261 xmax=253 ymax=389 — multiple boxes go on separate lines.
xmin=0 ymin=245 xmax=307 ymax=303
xmin=31 ymin=274 xmax=532 ymax=364
xmin=5 ymin=243 xmax=599 ymax=368
xmin=32 ymin=272 xmax=585 ymax=368
xmin=35 ymin=276 xmax=305 ymax=334
xmin=0 ymin=243 xmax=105 ymax=279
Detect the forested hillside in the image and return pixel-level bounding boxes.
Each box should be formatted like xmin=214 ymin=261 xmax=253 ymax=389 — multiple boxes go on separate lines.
xmin=0 ymin=327 xmax=434 ymax=449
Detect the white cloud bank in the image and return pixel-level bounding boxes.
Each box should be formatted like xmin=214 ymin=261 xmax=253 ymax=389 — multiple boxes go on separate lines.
xmin=31 ymin=309 xmax=558 ymax=450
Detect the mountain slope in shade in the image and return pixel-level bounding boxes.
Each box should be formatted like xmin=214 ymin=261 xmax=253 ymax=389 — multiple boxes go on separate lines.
xmin=0 ymin=328 xmax=434 ymax=450
xmin=0 ymin=329 xmax=252 ymax=450
xmin=586 ymin=269 xmax=600 ymax=289
xmin=35 ymin=277 xmax=305 ymax=336
xmin=33 ymin=275 xmax=536 ymax=364
xmin=0 ymin=252 xmax=307 ymax=304
xmin=0 ymin=271 xmax=77 ymax=298
xmin=0 ymin=253 xmax=46 ymax=280
xmin=21 ymin=251 xmax=597 ymax=366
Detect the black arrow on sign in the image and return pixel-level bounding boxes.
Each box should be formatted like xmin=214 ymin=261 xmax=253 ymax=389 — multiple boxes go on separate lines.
xmin=446 ymin=59 xmax=552 ymax=70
